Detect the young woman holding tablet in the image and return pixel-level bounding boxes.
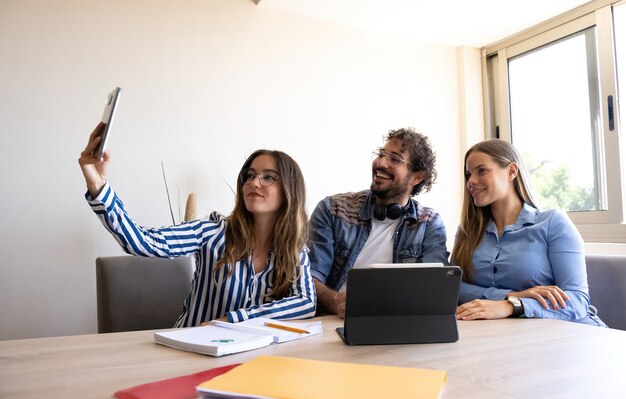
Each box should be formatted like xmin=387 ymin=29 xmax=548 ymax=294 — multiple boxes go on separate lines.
xmin=79 ymin=123 xmax=316 ymax=326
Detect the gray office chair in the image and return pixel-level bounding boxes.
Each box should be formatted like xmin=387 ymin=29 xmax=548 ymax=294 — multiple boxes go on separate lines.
xmin=96 ymin=255 xmax=194 ymax=333
xmin=586 ymin=254 xmax=626 ymax=330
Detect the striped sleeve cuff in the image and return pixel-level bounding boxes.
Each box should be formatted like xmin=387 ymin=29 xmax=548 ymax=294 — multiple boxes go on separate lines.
xmin=227 ymin=309 xmax=250 ymax=323
xmin=85 ymin=180 xmax=114 ymax=208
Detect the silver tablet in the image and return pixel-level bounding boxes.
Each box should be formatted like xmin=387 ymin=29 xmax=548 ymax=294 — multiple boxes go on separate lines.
xmin=92 ymin=87 xmax=121 ymax=158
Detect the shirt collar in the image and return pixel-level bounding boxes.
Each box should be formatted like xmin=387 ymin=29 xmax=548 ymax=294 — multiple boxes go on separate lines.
xmin=487 ymin=202 xmax=539 ymax=234
xmin=516 ymin=202 xmax=539 ymax=226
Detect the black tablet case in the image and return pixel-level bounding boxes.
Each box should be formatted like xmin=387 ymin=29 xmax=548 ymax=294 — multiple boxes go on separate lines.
xmin=337 ymin=266 xmax=462 ymax=345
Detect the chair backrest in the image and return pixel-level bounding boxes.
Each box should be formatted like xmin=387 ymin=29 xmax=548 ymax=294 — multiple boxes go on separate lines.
xmin=96 ymin=255 xmax=194 ymax=333
xmin=586 ymin=254 xmax=626 ymax=330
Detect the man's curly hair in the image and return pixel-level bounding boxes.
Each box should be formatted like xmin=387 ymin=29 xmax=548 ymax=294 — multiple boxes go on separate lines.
xmin=385 ymin=127 xmax=437 ymax=196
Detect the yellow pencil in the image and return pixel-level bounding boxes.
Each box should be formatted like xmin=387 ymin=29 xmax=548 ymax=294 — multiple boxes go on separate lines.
xmin=264 ymin=322 xmax=310 ymax=334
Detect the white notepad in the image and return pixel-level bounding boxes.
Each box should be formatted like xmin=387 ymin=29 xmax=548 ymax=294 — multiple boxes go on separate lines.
xmin=211 ymin=318 xmax=322 ymax=343
xmin=154 ymin=318 xmax=322 ymax=357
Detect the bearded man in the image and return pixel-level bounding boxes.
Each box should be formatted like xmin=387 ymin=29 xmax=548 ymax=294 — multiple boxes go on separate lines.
xmin=308 ymin=127 xmax=449 ymax=318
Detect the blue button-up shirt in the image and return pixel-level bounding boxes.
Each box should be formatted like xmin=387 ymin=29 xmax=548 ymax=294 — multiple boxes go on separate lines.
xmin=309 ymin=190 xmax=449 ymax=291
xmin=458 ymin=203 xmax=605 ymax=326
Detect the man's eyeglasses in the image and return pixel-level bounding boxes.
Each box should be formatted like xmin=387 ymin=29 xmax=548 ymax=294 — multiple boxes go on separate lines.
xmin=241 ymin=169 xmax=280 ymax=187
xmin=372 ymin=149 xmax=414 ymax=167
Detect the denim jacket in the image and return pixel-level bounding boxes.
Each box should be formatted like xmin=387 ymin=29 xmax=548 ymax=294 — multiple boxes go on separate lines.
xmin=309 ymin=190 xmax=450 ymax=291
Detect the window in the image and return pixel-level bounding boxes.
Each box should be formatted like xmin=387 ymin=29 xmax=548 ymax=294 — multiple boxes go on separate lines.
xmin=484 ymin=1 xmax=625 ymax=242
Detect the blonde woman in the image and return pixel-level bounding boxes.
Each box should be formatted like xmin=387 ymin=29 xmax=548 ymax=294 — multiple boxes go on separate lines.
xmin=452 ymin=139 xmax=604 ymax=326
xmin=79 ymin=123 xmax=315 ymax=326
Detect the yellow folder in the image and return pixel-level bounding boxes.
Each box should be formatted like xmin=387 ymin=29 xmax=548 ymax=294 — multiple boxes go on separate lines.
xmin=197 ymin=355 xmax=447 ymax=399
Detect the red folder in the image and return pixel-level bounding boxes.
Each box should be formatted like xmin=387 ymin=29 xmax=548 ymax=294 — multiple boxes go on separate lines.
xmin=114 ymin=364 xmax=240 ymax=399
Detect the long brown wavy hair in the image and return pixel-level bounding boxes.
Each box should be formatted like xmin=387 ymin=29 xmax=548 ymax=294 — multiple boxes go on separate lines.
xmin=451 ymin=140 xmax=537 ymax=281
xmin=215 ymin=150 xmax=308 ymax=299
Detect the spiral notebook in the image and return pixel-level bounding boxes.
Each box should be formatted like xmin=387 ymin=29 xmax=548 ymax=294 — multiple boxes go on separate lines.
xmin=154 ymin=318 xmax=322 ymax=357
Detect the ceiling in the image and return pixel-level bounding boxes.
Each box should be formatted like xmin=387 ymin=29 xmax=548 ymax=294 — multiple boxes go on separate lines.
xmin=256 ymin=0 xmax=592 ymax=47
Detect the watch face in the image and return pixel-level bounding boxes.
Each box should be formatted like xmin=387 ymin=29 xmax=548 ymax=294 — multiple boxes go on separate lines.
xmin=508 ymin=296 xmax=523 ymax=317
xmin=509 ymin=297 xmax=521 ymax=306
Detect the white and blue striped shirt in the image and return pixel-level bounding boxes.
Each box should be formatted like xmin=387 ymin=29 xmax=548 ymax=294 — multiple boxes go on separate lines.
xmin=87 ymin=182 xmax=316 ymax=326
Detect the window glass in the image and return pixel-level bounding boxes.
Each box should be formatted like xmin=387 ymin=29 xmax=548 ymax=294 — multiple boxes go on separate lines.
xmin=508 ymin=28 xmax=602 ymax=212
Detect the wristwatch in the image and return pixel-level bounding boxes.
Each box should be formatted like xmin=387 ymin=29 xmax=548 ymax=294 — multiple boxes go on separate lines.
xmin=507 ymin=296 xmax=524 ymax=318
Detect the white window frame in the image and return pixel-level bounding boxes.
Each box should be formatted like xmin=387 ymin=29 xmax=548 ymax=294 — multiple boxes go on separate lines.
xmin=482 ymin=0 xmax=626 ymax=243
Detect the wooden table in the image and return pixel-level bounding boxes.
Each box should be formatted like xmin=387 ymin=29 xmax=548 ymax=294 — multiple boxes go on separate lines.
xmin=1 ymin=316 xmax=625 ymax=398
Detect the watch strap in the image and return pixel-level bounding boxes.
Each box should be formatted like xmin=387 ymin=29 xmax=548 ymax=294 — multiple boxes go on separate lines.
xmin=508 ymin=296 xmax=524 ymax=318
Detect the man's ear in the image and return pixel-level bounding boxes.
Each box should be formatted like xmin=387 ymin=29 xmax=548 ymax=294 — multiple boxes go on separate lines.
xmin=508 ymin=162 xmax=519 ymax=181
xmin=411 ymin=170 xmax=425 ymax=186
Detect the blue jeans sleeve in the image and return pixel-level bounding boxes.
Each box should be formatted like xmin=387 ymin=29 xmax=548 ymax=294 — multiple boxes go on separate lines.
xmin=418 ymin=213 xmax=450 ymax=265
xmin=308 ymin=197 xmax=335 ymax=284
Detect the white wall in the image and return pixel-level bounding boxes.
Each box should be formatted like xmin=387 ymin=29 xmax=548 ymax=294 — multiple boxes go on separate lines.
xmin=0 ymin=0 xmax=471 ymax=339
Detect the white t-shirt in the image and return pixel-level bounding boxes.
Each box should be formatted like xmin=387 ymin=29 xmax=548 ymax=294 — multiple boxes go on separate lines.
xmin=339 ymin=217 xmax=400 ymax=291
